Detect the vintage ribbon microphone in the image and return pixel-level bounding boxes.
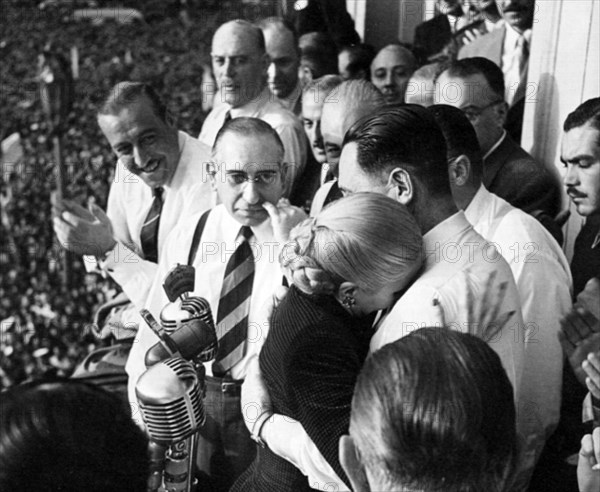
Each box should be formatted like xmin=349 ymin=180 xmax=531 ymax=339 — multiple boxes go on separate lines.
xmin=136 ymin=265 xmax=217 ymax=492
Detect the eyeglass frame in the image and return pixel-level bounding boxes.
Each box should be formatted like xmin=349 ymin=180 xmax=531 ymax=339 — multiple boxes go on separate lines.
xmin=459 ymin=99 xmax=505 ymax=122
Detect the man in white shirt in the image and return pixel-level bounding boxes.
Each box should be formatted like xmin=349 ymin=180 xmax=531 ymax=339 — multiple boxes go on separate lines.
xmin=127 ymin=117 xmax=306 ymax=491
xmin=459 ymin=0 xmax=534 ymax=106
xmin=53 ymin=82 xmax=215 ymax=335
xmin=258 ymin=17 xmax=302 ymax=115
xmin=199 ymin=20 xmax=307 ymax=198
xmin=245 ymin=105 xmax=527 ymax=491
xmin=430 ymin=103 xmax=573 ymax=486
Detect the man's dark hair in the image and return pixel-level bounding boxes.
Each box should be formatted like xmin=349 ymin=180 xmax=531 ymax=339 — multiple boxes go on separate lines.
xmin=98 ymin=81 xmax=168 ymax=122
xmin=564 ymin=98 xmax=600 ymax=144
xmin=0 ymin=379 xmax=149 ymax=492
xmin=343 ymin=104 xmax=452 ymax=198
xmin=440 ymin=57 xmax=506 ymax=101
xmin=429 ymin=104 xmax=484 ymax=179
xmin=339 ymin=43 xmax=377 ymax=80
xmin=213 ymin=117 xmax=284 ymax=158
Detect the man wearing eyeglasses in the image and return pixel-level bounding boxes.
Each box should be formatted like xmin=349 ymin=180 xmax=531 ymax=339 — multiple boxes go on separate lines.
xmin=436 ymin=57 xmax=561 ymax=233
xmin=199 ymin=19 xmax=307 ymax=199
xmin=125 ymin=117 xmax=306 ymax=491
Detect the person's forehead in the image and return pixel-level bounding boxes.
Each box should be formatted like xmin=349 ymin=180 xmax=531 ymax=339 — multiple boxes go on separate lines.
xmin=561 ymin=124 xmax=600 ymax=161
xmin=372 ymin=48 xmax=412 ymax=70
xmin=98 ymin=98 xmax=164 ymax=139
xmin=437 ymin=72 xmax=493 ymax=106
xmin=212 ymin=25 xmax=261 ymax=57
xmin=215 ymin=133 xmax=282 ymax=167
xmin=263 ymin=26 xmax=297 ymax=58
xmin=301 ymin=96 xmax=324 ymax=120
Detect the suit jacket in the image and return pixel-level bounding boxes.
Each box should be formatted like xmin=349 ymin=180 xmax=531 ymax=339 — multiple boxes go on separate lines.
xmin=413 ymin=14 xmax=452 ymax=63
xmin=484 ymin=134 xmax=561 ymax=218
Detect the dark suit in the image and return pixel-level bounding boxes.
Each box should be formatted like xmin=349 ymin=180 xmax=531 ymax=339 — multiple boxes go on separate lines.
xmin=413 ymin=14 xmax=452 ymax=63
xmin=458 ymin=25 xmax=525 ymax=142
xmin=484 ymin=134 xmax=560 ymax=218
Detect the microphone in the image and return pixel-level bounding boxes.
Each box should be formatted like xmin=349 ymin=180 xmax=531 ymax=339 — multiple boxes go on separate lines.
xmin=142 ymin=264 xmax=218 ymax=367
xmin=136 ymin=357 xmax=206 ymax=446
xmin=136 ymin=358 xmax=205 ymax=491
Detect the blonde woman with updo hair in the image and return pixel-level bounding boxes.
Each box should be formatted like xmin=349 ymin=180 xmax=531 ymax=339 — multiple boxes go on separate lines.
xmin=232 ymin=192 xmax=424 ymax=492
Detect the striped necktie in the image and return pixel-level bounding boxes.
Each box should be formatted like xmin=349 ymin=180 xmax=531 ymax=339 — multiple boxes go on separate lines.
xmin=140 ymin=186 xmax=163 ymax=263
xmin=212 ymin=226 xmax=255 ymax=376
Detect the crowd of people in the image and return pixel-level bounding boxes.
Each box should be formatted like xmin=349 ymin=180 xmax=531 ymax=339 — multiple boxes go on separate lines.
xmin=1 ymin=1 xmax=599 ymax=492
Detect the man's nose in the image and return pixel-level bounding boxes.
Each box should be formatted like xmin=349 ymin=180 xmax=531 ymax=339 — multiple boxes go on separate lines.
xmin=267 ymin=62 xmax=277 ymax=81
xmin=133 ymin=146 xmax=148 ymax=168
xmin=314 ymin=121 xmax=323 ymax=145
xmin=384 ymin=71 xmax=394 ymax=87
xmin=563 ymin=164 xmax=579 ymax=186
xmin=242 ymin=181 xmax=261 ymax=204
xmin=224 ymin=58 xmax=236 ymax=78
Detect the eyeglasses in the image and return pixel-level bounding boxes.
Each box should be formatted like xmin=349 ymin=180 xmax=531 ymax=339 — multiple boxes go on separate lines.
xmin=224 ymin=171 xmax=281 ymax=187
xmin=460 ymin=100 xmax=504 ymax=122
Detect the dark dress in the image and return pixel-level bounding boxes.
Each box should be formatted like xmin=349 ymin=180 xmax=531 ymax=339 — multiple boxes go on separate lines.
xmin=231 ymin=284 xmax=373 ymax=491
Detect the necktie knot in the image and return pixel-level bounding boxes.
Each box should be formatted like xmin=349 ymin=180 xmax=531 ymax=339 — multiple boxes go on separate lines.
xmin=153 ymin=186 xmax=164 ymax=199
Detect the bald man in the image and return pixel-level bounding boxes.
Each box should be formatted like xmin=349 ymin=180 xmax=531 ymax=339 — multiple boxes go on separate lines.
xmin=258 ymin=17 xmax=302 ymax=115
xmin=199 ymin=19 xmax=307 ymax=197
xmin=310 ymin=79 xmax=385 ymax=215
xmin=370 ymin=44 xmax=417 ymax=104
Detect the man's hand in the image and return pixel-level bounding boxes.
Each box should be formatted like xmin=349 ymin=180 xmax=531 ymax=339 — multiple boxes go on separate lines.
xmin=559 ymin=306 xmax=600 ymax=386
xmin=53 ymin=199 xmax=116 ymax=257
xmin=583 ymin=351 xmax=600 ymax=399
xmin=263 ymin=198 xmax=307 ymax=246
xmin=578 ymin=426 xmax=600 ymax=492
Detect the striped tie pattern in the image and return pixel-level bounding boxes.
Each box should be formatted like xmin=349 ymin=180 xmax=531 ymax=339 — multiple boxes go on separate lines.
xmin=140 ymin=186 xmax=163 ymax=263
xmin=212 ymin=226 xmax=255 ymax=376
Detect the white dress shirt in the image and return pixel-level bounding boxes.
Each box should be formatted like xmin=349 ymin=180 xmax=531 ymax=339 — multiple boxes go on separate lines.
xmin=502 ymin=26 xmax=531 ymax=105
xmin=102 ymin=131 xmax=216 ymax=311
xmin=256 ymin=211 xmax=527 ymax=489
xmin=198 ymin=87 xmax=307 ymax=197
xmin=465 ymin=185 xmax=573 ymax=475
xmin=125 ymin=204 xmax=284 ymax=408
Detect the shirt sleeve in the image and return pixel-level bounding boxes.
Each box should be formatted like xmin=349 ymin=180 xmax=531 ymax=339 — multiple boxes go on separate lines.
xmin=263 ymin=415 xmax=349 ymax=491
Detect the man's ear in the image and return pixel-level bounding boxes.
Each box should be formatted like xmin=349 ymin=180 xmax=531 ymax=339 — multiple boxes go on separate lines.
xmin=260 ymin=52 xmax=271 ymax=74
xmin=388 ymin=167 xmax=414 ymax=206
xmin=339 ymin=435 xmax=370 ymax=492
xmin=495 ymin=101 xmax=508 ymax=127
xmin=448 ymin=155 xmax=471 ymax=187
xmin=206 ymin=161 xmax=218 ymax=191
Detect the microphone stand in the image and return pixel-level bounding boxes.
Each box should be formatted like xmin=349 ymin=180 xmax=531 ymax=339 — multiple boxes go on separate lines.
xmin=38 ymin=47 xmax=74 ymax=289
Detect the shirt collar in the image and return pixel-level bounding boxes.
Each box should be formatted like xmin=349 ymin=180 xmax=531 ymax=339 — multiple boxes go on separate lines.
xmin=464 ymin=184 xmax=489 ymax=224
xmin=483 ymin=130 xmax=507 ymax=160
xmin=504 ymin=24 xmax=531 ymax=50
xmin=423 ymin=211 xmax=473 ymax=265
xmin=592 ymin=230 xmax=600 ymax=249
xmin=276 ymin=82 xmax=302 ymax=111
xmin=229 ymin=86 xmax=272 ymax=119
